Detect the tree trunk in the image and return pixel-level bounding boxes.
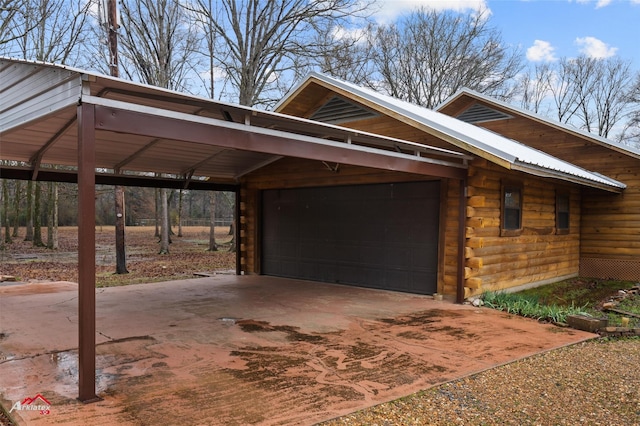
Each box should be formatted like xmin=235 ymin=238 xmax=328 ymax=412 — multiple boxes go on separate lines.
xmin=46 ymin=181 xmax=58 ymax=249
xmin=159 ymin=188 xmax=170 ymax=254
xmin=12 ymin=180 xmax=20 ymax=238
xmin=2 ymin=179 xmax=12 ymax=244
xmin=228 ymin=218 xmax=236 ymax=252
xmin=24 ymin=180 xmax=33 ymax=241
xmin=208 ymin=191 xmax=217 ymax=251
xmin=115 ymin=185 xmax=128 ymax=273
xmin=33 ymin=182 xmax=44 ymax=247
xmin=177 ymin=189 xmax=183 ymax=237
xmin=154 ymin=187 xmax=160 ymax=238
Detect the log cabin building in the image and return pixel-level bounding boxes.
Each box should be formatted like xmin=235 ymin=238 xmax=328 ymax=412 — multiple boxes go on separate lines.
xmin=7 ymin=57 xmax=636 ymax=400
xmin=262 ymin=73 xmax=637 ymax=300
xmin=1 ymin=58 xmax=636 ymax=306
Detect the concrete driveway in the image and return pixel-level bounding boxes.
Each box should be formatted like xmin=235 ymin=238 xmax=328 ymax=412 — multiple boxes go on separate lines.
xmin=0 ymin=276 xmax=595 ymax=425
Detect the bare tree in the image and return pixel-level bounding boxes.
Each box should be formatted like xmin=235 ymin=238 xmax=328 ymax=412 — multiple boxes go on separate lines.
xmin=619 ymin=73 xmax=640 ymax=148
xmin=207 ymin=192 xmax=217 ymax=251
xmin=118 ymin=0 xmax=200 ymax=253
xmin=24 ymin=181 xmax=33 ymax=242
xmin=159 ymin=188 xmax=170 ymax=254
xmin=2 ymin=0 xmax=90 ymax=249
xmin=518 ymin=62 xmax=552 ymax=114
xmin=570 ymin=57 xmax=634 ymax=138
xmin=118 ymin=0 xmax=200 ymax=91
xmin=0 ymin=0 xmax=39 ymax=48
xmin=177 ymin=189 xmax=184 ymax=237
xmin=366 ymin=8 xmax=523 ymax=108
xmin=46 ymin=181 xmax=58 ymax=249
xmin=33 ymin=181 xmax=44 ymax=246
xmin=7 ymin=0 xmax=90 ymax=63
xmin=311 ymin=23 xmax=377 ymax=86
xmin=538 ymin=56 xmax=636 ymax=139
xmin=186 ymin=0 xmax=371 ymax=107
xmin=1 ymin=178 xmax=11 ymax=244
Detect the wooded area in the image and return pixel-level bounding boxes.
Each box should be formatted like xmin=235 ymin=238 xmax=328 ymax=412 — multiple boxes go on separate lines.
xmin=0 ymin=180 xmax=234 ymax=250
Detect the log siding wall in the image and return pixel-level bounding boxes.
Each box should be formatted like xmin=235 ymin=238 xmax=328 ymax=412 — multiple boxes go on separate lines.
xmin=476 ymin=114 xmax=640 ymax=281
xmin=460 ymin=158 xmax=581 ymax=297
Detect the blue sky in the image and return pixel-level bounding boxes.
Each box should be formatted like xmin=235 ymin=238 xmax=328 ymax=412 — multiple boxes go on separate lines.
xmin=374 ymin=0 xmax=640 ymax=67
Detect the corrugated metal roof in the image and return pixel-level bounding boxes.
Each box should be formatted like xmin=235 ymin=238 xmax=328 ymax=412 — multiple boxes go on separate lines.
xmin=439 ymin=87 xmax=640 ymax=160
xmin=0 ymin=57 xmax=471 ymax=187
xmin=278 ymin=72 xmax=626 ymax=192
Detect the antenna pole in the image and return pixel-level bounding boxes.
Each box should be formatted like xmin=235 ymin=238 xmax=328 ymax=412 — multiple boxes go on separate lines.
xmin=107 ymin=0 xmax=119 ymax=78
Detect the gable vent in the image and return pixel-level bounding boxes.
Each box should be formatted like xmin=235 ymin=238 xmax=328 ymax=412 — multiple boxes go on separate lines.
xmin=456 ymin=103 xmax=512 ymax=124
xmin=309 ymin=96 xmax=378 ymax=124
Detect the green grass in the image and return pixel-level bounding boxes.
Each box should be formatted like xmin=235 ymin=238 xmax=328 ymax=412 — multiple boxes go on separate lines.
xmin=481 ymin=290 xmax=589 ymax=324
xmin=482 ymin=278 xmax=639 ymax=328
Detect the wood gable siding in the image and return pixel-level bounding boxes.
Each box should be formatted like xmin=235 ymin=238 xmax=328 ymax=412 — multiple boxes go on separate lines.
xmin=445 ymin=99 xmax=640 ymax=281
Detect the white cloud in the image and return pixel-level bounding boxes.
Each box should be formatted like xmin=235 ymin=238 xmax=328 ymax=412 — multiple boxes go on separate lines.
xmin=574 ymin=0 xmax=612 ymax=7
xmin=526 ymin=40 xmax=557 ymax=62
xmin=332 ymin=26 xmax=368 ymax=43
xmin=595 ymin=0 xmax=612 ymax=8
xmin=372 ymin=0 xmax=489 ymax=23
xmin=575 ymin=36 xmax=617 ymax=58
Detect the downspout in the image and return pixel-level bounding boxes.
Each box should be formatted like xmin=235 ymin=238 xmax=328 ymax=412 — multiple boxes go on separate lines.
xmin=456 ymin=177 xmax=468 ymax=304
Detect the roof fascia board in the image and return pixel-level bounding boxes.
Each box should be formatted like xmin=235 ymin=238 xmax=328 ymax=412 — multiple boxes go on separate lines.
xmin=86 ymin=96 xmax=468 ymax=180
xmin=511 ymin=162 xmax=625 ymax=193
xmin=439 ymin=88 xmax=640 ymax=160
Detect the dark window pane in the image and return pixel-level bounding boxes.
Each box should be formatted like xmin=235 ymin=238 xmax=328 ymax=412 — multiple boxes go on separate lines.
xmin=504 ymin=208 xmax=521 ymax=229
xmin=557 ymin=195 xmax=569 ymax=230
xmin=504 ymin=190 xmax=520 ymax=209
xmin=503 ymin=186 xmax=522 ymax=231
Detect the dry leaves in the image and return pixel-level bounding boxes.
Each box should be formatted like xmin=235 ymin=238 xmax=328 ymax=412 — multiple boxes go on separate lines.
xmin=0 ymin=226 xmax=236 ymax=287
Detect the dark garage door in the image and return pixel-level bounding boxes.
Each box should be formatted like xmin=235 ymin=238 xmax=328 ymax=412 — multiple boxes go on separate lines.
xmin=261 ymin=181 xmax=440 ymax=294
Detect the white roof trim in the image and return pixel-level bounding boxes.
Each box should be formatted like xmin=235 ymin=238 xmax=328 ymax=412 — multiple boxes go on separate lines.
xmin=439 ymin=87 xmax=640 ymax=160
xmin=280 ymin=72 xmax=625 ymax=192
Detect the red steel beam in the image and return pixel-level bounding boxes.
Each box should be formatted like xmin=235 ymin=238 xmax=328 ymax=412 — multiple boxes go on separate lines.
xmin=77 ymin=103 xmax=99 ymax=403
xmin=94 ymin=105 xmax=467 ymax=181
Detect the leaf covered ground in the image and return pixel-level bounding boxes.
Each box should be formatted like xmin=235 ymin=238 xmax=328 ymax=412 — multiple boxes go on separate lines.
xmin=0 ymin=226 xmax=236 ymax=287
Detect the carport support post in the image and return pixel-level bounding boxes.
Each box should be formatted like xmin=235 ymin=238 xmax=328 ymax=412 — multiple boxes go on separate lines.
xmin=77 ymin=103 xmax=99 ymax=402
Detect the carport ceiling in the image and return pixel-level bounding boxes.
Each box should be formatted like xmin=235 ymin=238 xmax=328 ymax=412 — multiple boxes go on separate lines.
xmin=0 ymin=58 xmax=470 ymax=187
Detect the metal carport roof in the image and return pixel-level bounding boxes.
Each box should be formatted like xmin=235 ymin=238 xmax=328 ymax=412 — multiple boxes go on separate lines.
xmin=0 ymin=57 xmax=470 ymax=402
xmin=0 ymin=57 xmax=470 ymax=186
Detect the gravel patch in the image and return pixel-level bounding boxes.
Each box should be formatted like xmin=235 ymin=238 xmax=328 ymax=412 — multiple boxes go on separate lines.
xmin=320 ymin=339 xmax=640 ymax=426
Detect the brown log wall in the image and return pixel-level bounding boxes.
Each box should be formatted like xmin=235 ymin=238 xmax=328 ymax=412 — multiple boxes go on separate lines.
xmin=479 ymin=116 xmax=640 ymax=280
xmin=461 ymin=158 xmax=581 ymax=297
